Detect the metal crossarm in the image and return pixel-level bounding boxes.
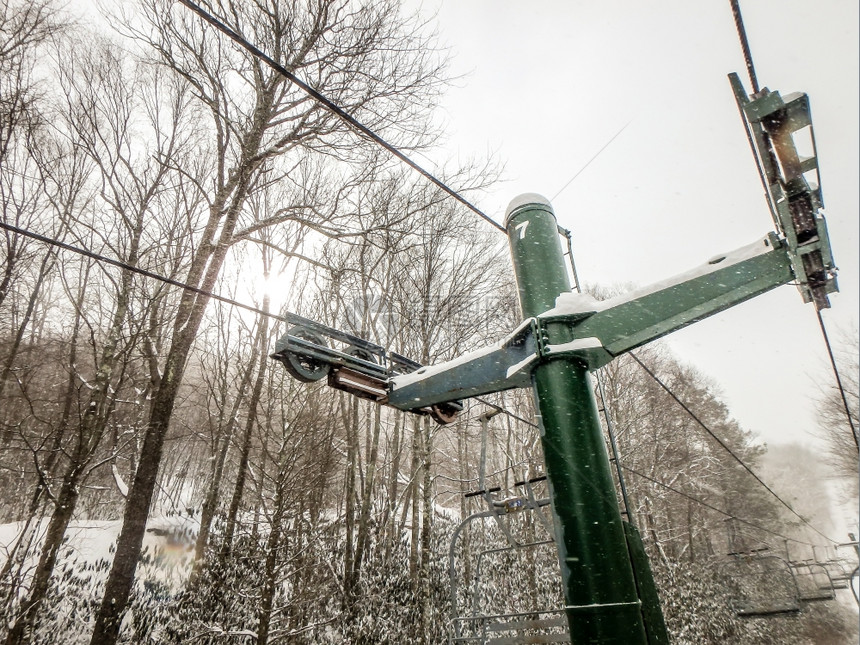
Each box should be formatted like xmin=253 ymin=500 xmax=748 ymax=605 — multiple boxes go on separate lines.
xmin=272 ymin=219 xmax=834 ymax=422
xmin=387 ymin=319 xmax=539 ymax=409
xmin=387 ymin=232 xmax=798 ymax=409
xmin=267 ymin=70 xmax=843 ymax=644
xmin=272 ymin=105 xmax=838 ymax=421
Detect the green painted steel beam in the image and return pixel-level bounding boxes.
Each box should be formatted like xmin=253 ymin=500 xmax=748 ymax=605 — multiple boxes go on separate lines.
xmin=506 ymin=194 xmax=657 ymax=644
xmin=387 ymin=231 xmax=797 ymax=409
xmin=386 ymin=319 xmax=538 ymax=409
xmin=552 ymin=233 xmax=795 ymax=364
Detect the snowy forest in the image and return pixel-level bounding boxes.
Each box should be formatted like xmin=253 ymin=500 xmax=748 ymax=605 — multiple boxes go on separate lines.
xmin=0 ymin=1 xmax=858 ymax=644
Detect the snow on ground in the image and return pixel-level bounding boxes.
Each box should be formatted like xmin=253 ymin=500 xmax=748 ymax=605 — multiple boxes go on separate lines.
xmin=0 ymin=513 xmax=200 ymax=590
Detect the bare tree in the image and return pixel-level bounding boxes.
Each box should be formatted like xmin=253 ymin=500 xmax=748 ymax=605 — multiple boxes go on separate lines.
xmin=0 ymin=0 xmax=65 ymax=385
xmin=0 ymin=0 xmax=61 ymax=162
xmin=814 ymin=329 xmax=859 ymax=488
xmin=2 ymin=30 xmax=194 ymax=644
xmin=89 ymin=1 xmax=451 ymax=641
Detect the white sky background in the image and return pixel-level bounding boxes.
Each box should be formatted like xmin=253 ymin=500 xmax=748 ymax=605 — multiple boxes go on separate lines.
xmin=406 ymin=0 xmax=859 ymax=457
xmin=59 ymin=0 xmax=855 ymax=539
xmin=68 ymin=1 xmax=855 ymax=480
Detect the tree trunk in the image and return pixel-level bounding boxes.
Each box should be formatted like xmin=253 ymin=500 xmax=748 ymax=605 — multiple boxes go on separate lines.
xmin=409 ymin=416 xmax=420 ymax=585
xmin=419 ymin=415 xmax=433 ymax=637
xmin=6 ymin=244 xmax=136 ymax=642
xmin=89 ymin=343 xmax=186 ymax=644
xmin=0 ymin=250 xmax=54 ymax=412
xmin=256 ymin=453 xmax=289 ymax=645
xmin=192 ymin=411 xmax=237 ymax=563
xmin=4 ymin=468 xmax=82 ymax=645
xmin=644 ymin=496 xmax=670 ymax=568
xmin=352 ymin=403 xmax=382 ymax=580
xmin=0 ymin=281 xmax=84 ymax=598
xmin=342 ymin=396 xmax=359 ymax=605
xmin=196 ymin=359 xmax=252 ymax=561
xmin=89 ymin=147 xmax=260 ymax=643
xmin=384 ymin=411 xmax=403 ymax=563
xmin=457 ymin=418 xmax=471 ymax=585
xmin=222 ymin=297 xmax=270 ymax=554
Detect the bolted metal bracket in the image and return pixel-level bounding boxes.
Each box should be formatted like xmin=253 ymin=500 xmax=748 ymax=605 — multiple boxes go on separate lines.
xmin=729 ymin=73 xmax=838 ymax=309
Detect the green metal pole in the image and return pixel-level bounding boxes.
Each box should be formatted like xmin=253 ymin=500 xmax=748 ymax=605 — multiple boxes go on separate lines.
xmin=505 ymin=194 xmax=649 ymax=644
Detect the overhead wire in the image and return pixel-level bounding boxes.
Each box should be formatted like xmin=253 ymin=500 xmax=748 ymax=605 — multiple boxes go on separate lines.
xmin=473 ymin=362 xmax=833 ymax=548
xmin=621 ymin=465 xmax=823 ymax=549
xmin=474 ymin=395 xmax=538 ymax=429
xmin=815 ymin=309 xmax=859 ymax=450
xmin=550 ymin=122 xmax=630 ymax=201
xmin=0 ymin=221 xmax=292 ymax=327
xmin=4 ymin=217 xmax=838 ymax=549
xmin=2 ymin=217 xmax=541 ymax=434
xmin=728 ymin=0 xmax=858 ymax=456
xmin=474 ymin=391 xmax=828 ymax=549
xmin=629 ymin=351 xmax=839 ymax=545
xmin=176 ymin=0 xmax=505 ymax=234
xmin=729 ymin=0 xmax=760 ymax=93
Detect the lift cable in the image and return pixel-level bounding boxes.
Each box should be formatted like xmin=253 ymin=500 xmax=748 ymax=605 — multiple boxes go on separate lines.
xmin=473 ymin=396 xmax=539 ymax=430
xmin=729 ymin=0 xmax=759 ymax=93
xmin=3 ymin=219 xmax=541 ymax=428
xmin=7 ymin=217 xmax=841 ymax=549
xmin=479 ymin=392 xmax=827 ymax=550
xmin=176 ymin=0 xmax=505 ymax=234
xmin=0 ymin=221 xmax=292 ymax=327
xmin=728 ymin=0 xmax=858 ymax=456
xmin=629 ymin=351 xmax=839 ymax=545
xmin=550 ymin=122 xmax=630 ymax=201
xmin=621 ymin=465 xmax=823 ymax=549
xmin=479 ymin=376 xmax=833 ymax=549
xmin=815 ymin=309 xmax=860 ymax=451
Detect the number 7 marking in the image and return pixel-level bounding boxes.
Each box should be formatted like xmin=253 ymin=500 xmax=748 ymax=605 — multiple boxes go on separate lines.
xmin=515 ymin=220 xmax=529 ymax=239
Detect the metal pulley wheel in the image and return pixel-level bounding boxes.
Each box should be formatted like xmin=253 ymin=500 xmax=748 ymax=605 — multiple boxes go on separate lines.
xmin=430 ymin=402 xmax=461 ymax=425
xmin=343 ymin=345 xmax=377 ymax=365
xmin=280 ymin=327 xmax=330 ymax=382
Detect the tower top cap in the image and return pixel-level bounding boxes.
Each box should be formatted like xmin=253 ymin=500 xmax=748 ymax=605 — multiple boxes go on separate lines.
xmin=504 ymin=193 xmax=554 ymax=228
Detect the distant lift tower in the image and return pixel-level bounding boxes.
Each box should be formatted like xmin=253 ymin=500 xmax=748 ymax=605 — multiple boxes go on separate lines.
xmin=271 ymin=75 xmax=837 ymax=644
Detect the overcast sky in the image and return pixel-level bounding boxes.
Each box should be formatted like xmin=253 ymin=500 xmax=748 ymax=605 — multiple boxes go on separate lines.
xmin=64 ymin=0 xmax=856 ymax=534
xmin=406 ymin=0 xmax=858 ymax=460
xmin=73 ymin=0 xmax=856 ymax=454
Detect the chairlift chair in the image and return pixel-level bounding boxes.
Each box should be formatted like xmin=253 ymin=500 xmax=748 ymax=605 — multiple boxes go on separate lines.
xmin=790 ymin=561 xmax=835 ymax=603
xmin=820 ymin=558 xmax=856 ymax=590
xmin=449 ymin=471 xmax=571 ymax=644
xmin=721 ymin=554 xmax=801 ymax=617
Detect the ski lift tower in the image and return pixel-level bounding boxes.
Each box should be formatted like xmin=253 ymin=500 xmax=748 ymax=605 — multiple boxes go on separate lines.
xmin=272 ymin=75 xmax=838 ymax=644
